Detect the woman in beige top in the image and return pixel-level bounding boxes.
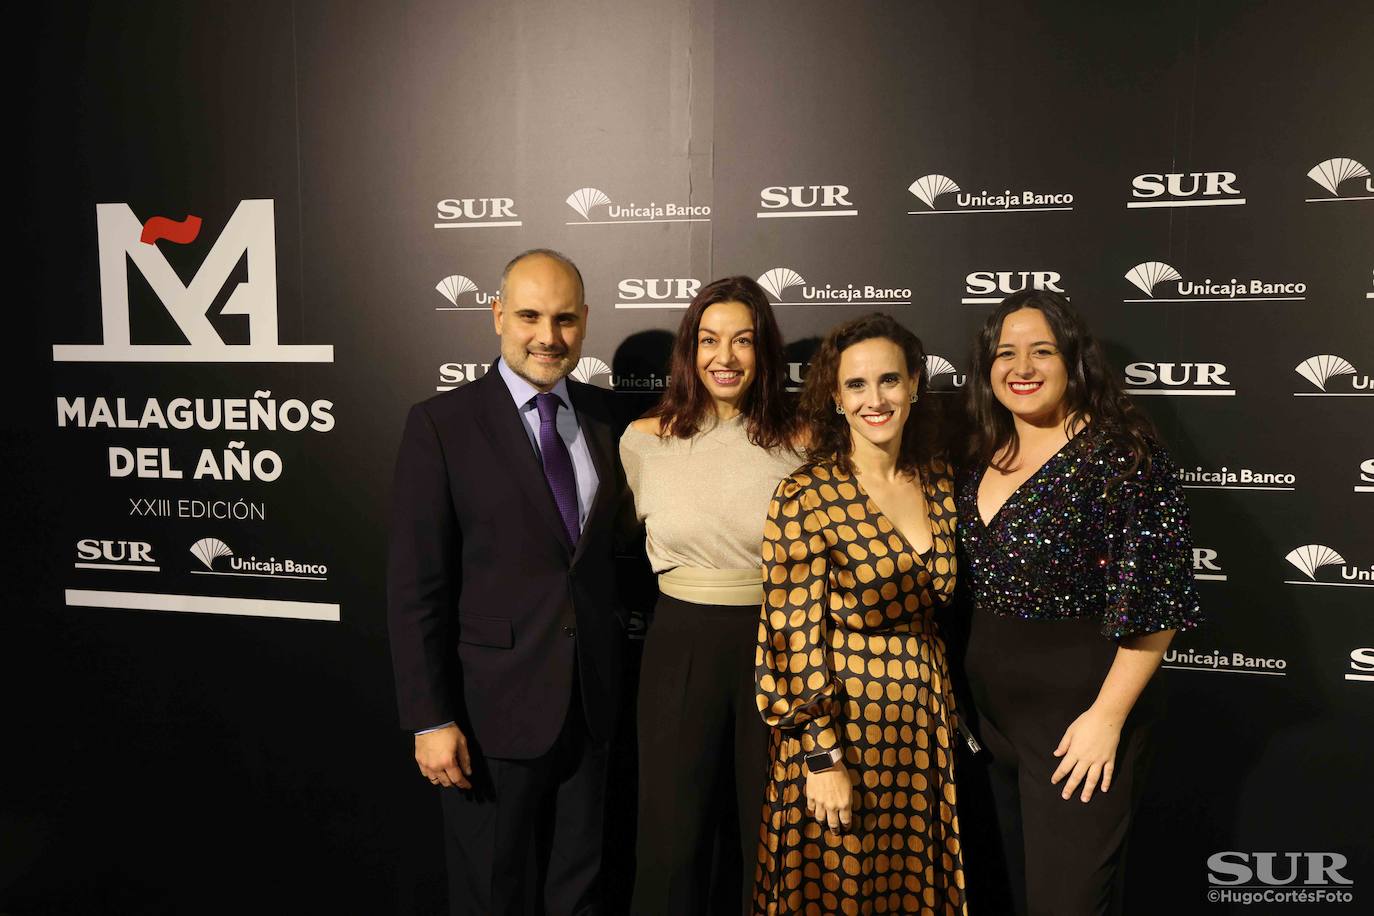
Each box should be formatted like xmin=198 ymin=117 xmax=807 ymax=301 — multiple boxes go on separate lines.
xmin=621 ymin=276 xmax=801 ymax=915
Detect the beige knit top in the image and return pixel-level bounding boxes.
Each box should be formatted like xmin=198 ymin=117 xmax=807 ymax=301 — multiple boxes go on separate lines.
xmin=619 ymin=414 xmax=803 ymax=576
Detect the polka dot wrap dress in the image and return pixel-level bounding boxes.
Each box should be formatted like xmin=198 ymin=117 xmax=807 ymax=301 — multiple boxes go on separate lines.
xmin=753 ymin=460 xmax=967 ymax=916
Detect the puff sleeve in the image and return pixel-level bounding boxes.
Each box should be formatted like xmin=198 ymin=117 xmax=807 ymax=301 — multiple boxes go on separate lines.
xmin=1101 ymin=442 xmax=1204 ymax=639
xmin=755 ymin=474 xmax=841 ymax=754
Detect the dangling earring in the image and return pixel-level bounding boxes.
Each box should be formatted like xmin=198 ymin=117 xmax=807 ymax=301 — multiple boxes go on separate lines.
xmin=835 ymin=403 xmax=845 ymax=415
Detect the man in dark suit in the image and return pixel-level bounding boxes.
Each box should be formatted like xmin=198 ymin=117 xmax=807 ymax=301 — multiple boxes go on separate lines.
xmin=387 ymin=249 xmax=625 ymax=915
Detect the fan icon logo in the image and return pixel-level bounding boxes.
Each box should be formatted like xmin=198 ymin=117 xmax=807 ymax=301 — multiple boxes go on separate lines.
xmin=53 ymin=200 xmax=333 ymax=364
xmin=756 ymin=266 xmax=911 ymax=307
xmin=190 ymin=537 xmax=233 ymax=570
xmin=572 ymin=357 xmax=612 ymax=387
xmin=1127 ymin=170 xmax=1244 ymax=208
xmin=1293 ymin=355 xmax=1373 ymax=396
xmin=1304 ymin=157 xmax=1373 ymax=202
xmin=435 ymin=275 xmax=496 ymax=311
xmin=1122 ymin=261 xmax=1306 ymax=302
xmin=564 ymin=187 xmax=710 ymax=225
xmin=1284 ymin=544 xmax=1372 ymax=588
xmin=907 ymin=173 xmax=1073 ymax=215
xmin=924 ymin=355 xmax=966 ymax=391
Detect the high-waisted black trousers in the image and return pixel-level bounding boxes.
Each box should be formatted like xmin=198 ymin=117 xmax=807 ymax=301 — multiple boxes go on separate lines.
xmin=965 ymin=607 xmax=1157 ymax=916
xmin=631 ymin=594 xmax=769 ymax=916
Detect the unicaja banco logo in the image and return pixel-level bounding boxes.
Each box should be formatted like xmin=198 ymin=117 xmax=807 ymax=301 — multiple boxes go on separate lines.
xmin=907 ymin=173 xmax=1073 ymax=215
xmin=924 ymin=355 xmax=966 ymax=391
xmin=191 ymin=536 xmax=327 ymax=579
xmin=757 ymin=266 xmax=910 ymax=307
xmin=1306 ymin=157 xmax=1372 ymax=201
xmin=909 ymin=174 xmax=960 ymax=209
xmin=565 ymin=187 xmax=709 ymax=225
xmin=1293 ymin=355 xmax=1373 ymax=395
xmin=759 ymin=268 xmax=805 ymax=302
xmin=53 ymin=200 xmax=332 ymax=363
xmin=1123 ymin=261 xmax=1305 ymax=302
xmin=1284 ymin=543 xmax=1372 ymax=588
xmin=434 ymin=275 xmax=496 ymax=311
xmin=572 ymin=357 xmax=612 ymax=386
xmin=1125 ymin=262 xmax=1182 ymax=296
xmin=566 ymin=187 xmax=612 ymax=220
xmin=190 ymin=537 xmax=233 ymax=570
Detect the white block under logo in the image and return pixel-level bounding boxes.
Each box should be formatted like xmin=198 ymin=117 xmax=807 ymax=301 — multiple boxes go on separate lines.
xmin=53 ymin=200 xmax=332 ymax=363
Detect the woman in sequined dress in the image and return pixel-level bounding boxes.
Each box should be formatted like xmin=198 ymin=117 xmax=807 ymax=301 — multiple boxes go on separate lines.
xmin=956 ymin=289 xmax=1203 ymax=916
xmin=753 ymin=313 xmax=966 ymax=916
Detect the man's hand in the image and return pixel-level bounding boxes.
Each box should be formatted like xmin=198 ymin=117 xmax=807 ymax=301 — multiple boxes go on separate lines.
xmin=415 ymin=724 xmax=473 ymax=789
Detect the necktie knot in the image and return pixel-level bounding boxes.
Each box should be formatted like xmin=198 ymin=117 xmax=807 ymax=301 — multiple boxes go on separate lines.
xmin=535 ymin=391 xmax=561 ymax=423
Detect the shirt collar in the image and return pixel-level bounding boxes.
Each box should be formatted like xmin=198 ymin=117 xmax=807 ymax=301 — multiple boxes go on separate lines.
xmin=496 ymin=357 xmax=572 ymax=411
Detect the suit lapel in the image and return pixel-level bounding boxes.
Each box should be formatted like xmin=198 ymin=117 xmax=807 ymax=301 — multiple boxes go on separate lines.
xmin=474 ymin=370 xmax=573 ymax=555
xmin=567 ymin=379 xmax=615 ymax=565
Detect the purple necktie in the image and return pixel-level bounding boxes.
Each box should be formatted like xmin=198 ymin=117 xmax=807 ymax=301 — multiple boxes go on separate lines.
xmin=534 ymin=392 xmax=580 ymax=545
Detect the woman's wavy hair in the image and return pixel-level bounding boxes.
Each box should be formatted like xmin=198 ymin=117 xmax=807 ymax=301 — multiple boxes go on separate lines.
xmin=643 ymin=276 xmax=796 ymax=449
xmin=800 ymin=313 xmax=939 ymax=478
xmin=965 ymin=289 xmax=1156 ymax=477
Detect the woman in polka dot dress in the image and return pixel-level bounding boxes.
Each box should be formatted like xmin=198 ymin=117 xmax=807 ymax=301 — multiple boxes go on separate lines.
xmin=753 ymin=313 xmax=966 ymax=916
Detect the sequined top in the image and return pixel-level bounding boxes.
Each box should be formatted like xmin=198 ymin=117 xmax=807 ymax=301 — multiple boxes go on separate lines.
xmin=620 ymin=414 xmax=801 ymax=574
xmin=956 ymin=427 xmax=1202 ymax=639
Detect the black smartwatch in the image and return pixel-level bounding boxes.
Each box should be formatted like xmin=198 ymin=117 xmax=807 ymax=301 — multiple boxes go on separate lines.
xmin=804 ymin=748 xmax=842 ymax=774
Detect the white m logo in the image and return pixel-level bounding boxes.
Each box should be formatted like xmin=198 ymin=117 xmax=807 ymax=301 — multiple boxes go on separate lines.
xmin=53 ymin=199 xmax=332 ymax=362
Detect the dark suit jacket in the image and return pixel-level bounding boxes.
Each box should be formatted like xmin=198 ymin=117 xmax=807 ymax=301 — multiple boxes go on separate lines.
xmin=387 ymin=368 xmax=626 ymax=759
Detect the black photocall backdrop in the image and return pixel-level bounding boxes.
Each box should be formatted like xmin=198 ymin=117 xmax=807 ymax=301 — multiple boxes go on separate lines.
xmin=7 ymin=1 xmax=1371 ymax=913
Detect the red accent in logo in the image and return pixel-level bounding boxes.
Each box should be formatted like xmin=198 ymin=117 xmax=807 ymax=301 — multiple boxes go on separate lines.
xmin=140 ymin=215 xmax=203 ymax=246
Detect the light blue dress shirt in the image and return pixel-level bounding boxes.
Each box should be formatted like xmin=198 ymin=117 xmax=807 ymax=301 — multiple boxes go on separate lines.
xmin=416 ymin=360 xmax=601 ymax=736
xmin=496 ymin=358 xmax=600 ymax=527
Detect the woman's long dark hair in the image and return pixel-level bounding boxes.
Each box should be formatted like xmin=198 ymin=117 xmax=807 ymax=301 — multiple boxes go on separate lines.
xmin=643 ymin=276 xmax=796 ymax=449
xmin=800 ymin=313 xmax=940 ymax=478
xmin=965 ymin=289 xmax=1155 ymax=476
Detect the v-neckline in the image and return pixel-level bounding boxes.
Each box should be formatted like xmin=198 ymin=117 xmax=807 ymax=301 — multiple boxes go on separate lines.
xmin=850 ymin=470 xmax=935 ymax=563
xmin=975 ymin=432 xmax=1085 ymax=529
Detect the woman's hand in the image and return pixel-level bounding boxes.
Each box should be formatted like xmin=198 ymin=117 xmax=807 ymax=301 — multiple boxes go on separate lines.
xmin=805 ymin=764 xmax=854 ymax=832
xmin=1050 ymin=705 xmax=1122 ymax=803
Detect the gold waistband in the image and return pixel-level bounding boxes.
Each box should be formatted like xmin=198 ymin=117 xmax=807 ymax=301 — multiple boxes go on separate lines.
xmin=658 ymin=567 xmax=764 ymax=606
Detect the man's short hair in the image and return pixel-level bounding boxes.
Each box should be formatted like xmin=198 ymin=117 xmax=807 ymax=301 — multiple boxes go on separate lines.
xmin=498 ymin=248 xmax=586 ymax=305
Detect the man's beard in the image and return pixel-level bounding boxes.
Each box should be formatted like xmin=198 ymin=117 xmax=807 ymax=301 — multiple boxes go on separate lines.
xmin=511 ymin=347 xmax=574 ymax=387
